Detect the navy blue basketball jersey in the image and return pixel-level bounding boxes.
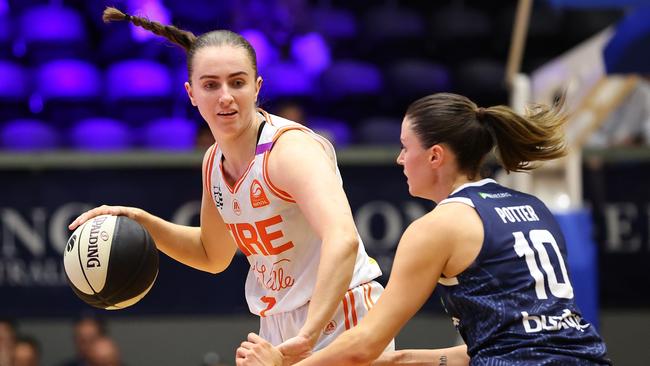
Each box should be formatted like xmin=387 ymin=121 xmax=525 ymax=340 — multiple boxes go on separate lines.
xmin=436 ymin=179 xmax=610 ymax=365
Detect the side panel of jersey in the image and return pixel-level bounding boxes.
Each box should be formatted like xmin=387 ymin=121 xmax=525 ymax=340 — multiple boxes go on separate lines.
xmin=207 ymin=112 xmax=381 ymax=317
xmin=436 ymin=179 xmax=610 ymax=365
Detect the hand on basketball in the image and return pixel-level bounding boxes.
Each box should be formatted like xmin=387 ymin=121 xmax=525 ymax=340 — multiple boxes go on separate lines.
xmin=236 ymin=333 xmax=284 ymax=366
xmin=69 ymin=205 xmax=143 ymax=230
xmin=277 ymin=334 xmax=313 ymax=365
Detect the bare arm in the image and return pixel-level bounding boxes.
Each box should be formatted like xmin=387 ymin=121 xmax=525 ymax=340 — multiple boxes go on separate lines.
xmin=267 ymin=130 xmax=359 ymax=350
xmin=372 ymin=345 xmax=469 ymax=366
xmin=293 ymin=209 xmax=458 ymax=366
xmin=69 ymin=145 xmax=238 ymax=273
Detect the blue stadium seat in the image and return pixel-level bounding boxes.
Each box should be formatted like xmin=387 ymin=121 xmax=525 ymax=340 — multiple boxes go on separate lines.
xmin=18 ymin=5 xmax=87 ymax=63
xmin=143 ymin=117 xmax=198 ymax=151
xmin=1 ymin=119 xmax=59 ymax=151
xmin=106 ymin=59 xmax=173 ymax=125
xmin=35 ymin=59 xmax=102 ymax=126
xmin=70 ymin=117 xmax=131 ymax=151
xmin=0 ymin=60 xmax=30 ymax=121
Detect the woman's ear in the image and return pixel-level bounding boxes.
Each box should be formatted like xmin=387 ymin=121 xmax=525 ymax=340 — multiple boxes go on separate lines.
xmin=429 ymin=144 xmax=444 ymax=168
xmin=184 ymin=81 xmax=197 ymax=106
xmin=255 ymin=76 xmax=263 ymax=102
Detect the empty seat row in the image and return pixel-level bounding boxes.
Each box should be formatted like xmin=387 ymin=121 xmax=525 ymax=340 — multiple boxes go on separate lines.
xmin=0 ymin=117 xmax=198 ymax=152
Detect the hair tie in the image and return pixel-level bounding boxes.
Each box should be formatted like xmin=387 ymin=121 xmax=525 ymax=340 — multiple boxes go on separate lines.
xmin=476 ymin=107 xmax=487 ymax=121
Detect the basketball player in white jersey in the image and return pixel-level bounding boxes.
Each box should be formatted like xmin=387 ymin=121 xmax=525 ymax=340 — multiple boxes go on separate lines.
xmin=69 ymin=7 xmax=392 ymax=364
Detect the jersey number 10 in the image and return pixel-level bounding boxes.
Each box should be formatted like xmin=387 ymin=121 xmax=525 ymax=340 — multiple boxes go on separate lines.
xmin=513 ymin=230 xmax=574 ymax=300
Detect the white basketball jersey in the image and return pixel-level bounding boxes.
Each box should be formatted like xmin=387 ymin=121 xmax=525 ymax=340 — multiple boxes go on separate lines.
xmin=206 ymin=110 xmax=382 ymax=317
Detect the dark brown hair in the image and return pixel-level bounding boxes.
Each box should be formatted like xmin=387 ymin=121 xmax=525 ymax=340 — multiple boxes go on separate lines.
xmin=102 ymin=7 xmax=259 ymax=81
xmin=405 ymin=93 xmax=567 ymax=179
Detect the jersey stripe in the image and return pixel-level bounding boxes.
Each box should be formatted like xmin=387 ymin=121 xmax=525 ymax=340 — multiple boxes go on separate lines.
xmin=347 ymin=290 xmax=358 ymax=326
xmin=204 ymin=144 xmax=217 ymax=195
xmin=342 ymin=296 xmax=351 ymax=330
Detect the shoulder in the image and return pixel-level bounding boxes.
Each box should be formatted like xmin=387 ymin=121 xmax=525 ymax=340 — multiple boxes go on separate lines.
xmin=405 ymin=202 xmax=482 ymax=249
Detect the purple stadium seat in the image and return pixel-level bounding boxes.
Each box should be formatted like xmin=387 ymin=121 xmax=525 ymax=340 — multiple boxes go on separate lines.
xmin=387 ymin=59 xmax=451 ymax=101
xmin=357 ymin=116 xmax=402 ymax=145
xmin=320 ymin=60 xmax=383 ymax=100
xmin=143 ymin=117 xmax=198 ymax=151
xmin=308 ymin=117 xmax=352 ymax=148
xmin=290 ymin=32 xmax=331 ymax=76
xmin=35 ymin=59 xmax=102 ymax=125
xmin=0 ymin=60 xmax=30 ymax=121
xmin=70 ymin=118 xmax=131 ymax=151
xmin=1 ymin=119 xmax=59 ymax=151
xmin=240 ymin=29 xmax=279 ymax=73
xmin=18 ymin=5 xmax=87 ymax=62
xmin=260 ymin=62 xmax=314 ymax=100
xmin=310 ymin=7 xmax=358 ymax=40
xmin=106 ymin=59 xmax=173 ymax=124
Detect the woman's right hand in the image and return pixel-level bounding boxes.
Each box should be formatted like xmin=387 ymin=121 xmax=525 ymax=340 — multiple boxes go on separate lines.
xmin=68 ymin=205 xmax=145 ymax=230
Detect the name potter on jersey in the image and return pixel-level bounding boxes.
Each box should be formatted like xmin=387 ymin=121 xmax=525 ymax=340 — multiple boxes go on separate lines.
xmin=494 ymin=205 xmax=540 ymax=223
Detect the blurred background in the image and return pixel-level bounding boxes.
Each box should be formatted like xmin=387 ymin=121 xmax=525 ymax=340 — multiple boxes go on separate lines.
xmin=1 ymin=0 xmax=650 ymax=365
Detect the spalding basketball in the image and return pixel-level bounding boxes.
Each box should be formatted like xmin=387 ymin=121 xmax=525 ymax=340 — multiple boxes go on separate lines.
xmin=63 ymin=214 xmax=159 ymax=310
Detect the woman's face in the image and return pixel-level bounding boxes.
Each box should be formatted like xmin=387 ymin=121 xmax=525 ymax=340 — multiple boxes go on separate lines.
xmin=396 ymin=117 xmax=436 ymax=199
xmin=185 ymin=45 xmax=262 ymax=139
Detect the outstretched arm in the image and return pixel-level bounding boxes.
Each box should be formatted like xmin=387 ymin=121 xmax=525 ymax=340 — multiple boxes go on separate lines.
xmin=69 ymin=145 xmax=238 ymax=274
xmin=266 ymin=130 xmax=360 ymax=359
xmin=372 ymin=345 xmax=469 ymax=366
xmin=292 ymin=207 xmax=461 ymax=366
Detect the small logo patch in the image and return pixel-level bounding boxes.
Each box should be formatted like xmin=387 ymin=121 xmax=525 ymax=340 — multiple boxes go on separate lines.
xmin=233 ymin=199 xmax=242 ymax=216
xmin=323 ymin=320 xmax=337 ymax=335
xmin=250 ymin=179 xmax=270 ymax=208
xmin=66 ymin=235 xmax=76 ymax=253
xmin=479 ymin=192 xmax=512 ymax=199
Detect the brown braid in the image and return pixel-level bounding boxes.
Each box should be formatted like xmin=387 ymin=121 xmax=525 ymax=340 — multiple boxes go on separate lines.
xmin=102 ymin=7 xmax=196 ymax=52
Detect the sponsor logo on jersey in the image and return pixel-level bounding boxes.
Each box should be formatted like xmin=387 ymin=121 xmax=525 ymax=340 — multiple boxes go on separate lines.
xmin=479 ymin=191 xmax=512 ymax=199
xmin=250 ymin=179 xmax=270 ymax=208
xmin=323 ymin=320 xmax=337 ymax=335
xmin=212 ymin=184 xmax=224 ymax=209
xmin=233 ymin=199 xmax=242 ymax=216
xmin=521 ymin=309 xmax=591 ymax=333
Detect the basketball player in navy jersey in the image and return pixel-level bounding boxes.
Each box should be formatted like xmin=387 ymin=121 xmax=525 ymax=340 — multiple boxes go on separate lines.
xmin=237 ymin=93 xmax=611 ymax=365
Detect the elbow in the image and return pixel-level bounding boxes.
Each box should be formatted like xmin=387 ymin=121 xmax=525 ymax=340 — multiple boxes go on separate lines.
xmin=347 ymin=347 xmax=382 ymax=365
xmin=207 ymin=256 xmax=233 ymax=274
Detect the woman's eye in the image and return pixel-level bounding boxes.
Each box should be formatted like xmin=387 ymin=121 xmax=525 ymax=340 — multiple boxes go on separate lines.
xmin=232 ymin=79 xmax=245 ymax=87
xmin=204 ymin=82 xmax=218 ymax=89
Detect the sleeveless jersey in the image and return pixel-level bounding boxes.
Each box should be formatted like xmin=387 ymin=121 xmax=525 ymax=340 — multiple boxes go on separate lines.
xmin=206 ymin=111 xmax=382 ymax=317
xmin=437 ymin=179 xmax=610 ymax=365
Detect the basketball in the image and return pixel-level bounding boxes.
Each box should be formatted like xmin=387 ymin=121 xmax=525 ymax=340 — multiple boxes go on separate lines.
xmin=63 ymin=214 xmax=159 ymax=310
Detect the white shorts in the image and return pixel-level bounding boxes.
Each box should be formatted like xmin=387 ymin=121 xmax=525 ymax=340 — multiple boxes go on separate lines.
xmin=259 ymin=280 xmax=395 ymax=351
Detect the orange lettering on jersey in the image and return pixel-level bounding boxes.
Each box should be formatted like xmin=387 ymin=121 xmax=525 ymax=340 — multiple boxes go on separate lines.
xmin=230 ymin=215 xmax=294 ymax=256
xmin=236 ymin=222 xmax=269 ymax=256
xmin=250 ymin=179 xmax=270 ymax=208
xmin=255 ymin=215 xmax=294 ymax=255
xmin=227 ymin=223 xmax=253 ymax=256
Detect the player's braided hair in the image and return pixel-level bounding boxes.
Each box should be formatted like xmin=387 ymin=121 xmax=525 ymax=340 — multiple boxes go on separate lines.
xmin=102 ymin=7 xmax=259 ymax=80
